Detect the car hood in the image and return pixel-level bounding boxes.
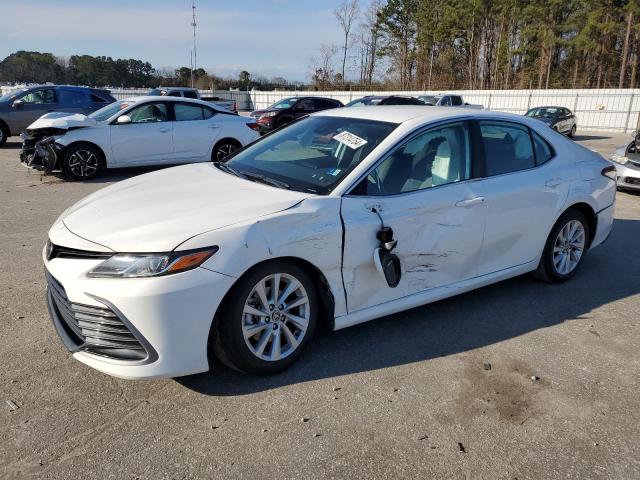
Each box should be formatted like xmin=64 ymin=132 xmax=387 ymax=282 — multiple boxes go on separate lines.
xmin=28 ymin=112 xmax=97 ymax=131
xmin=250 ymin=109 xmax=277 ymax=117
xmin=59 ymin=163 xmax=312 ymax=252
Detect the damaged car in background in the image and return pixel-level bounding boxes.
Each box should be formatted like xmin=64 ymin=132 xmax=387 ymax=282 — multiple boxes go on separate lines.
xmin=21 ymin=96 xmax=260 ymax=180
xmin=43 ymin=107 xmax=615 ymax=379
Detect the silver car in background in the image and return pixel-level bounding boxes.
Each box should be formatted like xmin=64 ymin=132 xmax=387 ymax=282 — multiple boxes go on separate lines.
xmin=610 ymin=130 xmax=640 ymax=191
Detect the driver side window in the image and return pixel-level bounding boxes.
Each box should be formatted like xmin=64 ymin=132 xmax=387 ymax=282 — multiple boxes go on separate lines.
xmin=355 ymin=122 xmax=471 ymax=196
xmin=20 ymin=89 xmax=56 ymax=105
xmin=128 ymin=103 xmax=168 ymax=123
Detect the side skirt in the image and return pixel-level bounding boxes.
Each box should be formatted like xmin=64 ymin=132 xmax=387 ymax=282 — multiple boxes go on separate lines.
xmin=333 ymin=260 xmax=537 ymax=331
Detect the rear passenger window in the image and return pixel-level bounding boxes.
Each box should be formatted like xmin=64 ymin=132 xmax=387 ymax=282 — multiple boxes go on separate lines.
xmin=203 ymin=106 xmax=216 ymax=119
xmin=174 ymin=103 xmax=204 ymax=121
xmin=532 ymin=131 xmax=554 ymax=165
xmin=479 ymin=121 xmax=535 ymax=176
xmin=183 ymin=90 xmax=199 ymax=99
xmin=451 ymin=96 xmax=463 ymax=106
xmin=90 ymin=94 xmax=108 ymax=103
xmin=58 ymin=90 xmax=87 ymax=106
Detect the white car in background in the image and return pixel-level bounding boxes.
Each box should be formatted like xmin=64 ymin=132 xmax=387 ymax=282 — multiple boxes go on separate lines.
xmin=20 ymin=96 xmax=260 ymax=180
xmin=43 ymin=107 xmax=615 ymax=379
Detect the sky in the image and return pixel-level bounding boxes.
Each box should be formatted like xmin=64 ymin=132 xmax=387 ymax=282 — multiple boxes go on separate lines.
xmin=0 ymin=0 xmax=348 ymax=82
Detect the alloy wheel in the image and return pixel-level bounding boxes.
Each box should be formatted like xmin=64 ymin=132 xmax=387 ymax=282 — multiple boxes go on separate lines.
xmin=67 ymin=149 xmax=99 ymax=178
xmin=241 ymin=273 xmax=310 ymax=362
xmin=552 ymin=220 xmax=586 ymax=275
xmin=216 ymin=143 xmax=238 ymax=162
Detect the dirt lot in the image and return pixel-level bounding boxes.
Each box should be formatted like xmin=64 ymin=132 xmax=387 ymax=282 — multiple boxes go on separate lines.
xmin=1 ymin=132 xmax=639 ymax=480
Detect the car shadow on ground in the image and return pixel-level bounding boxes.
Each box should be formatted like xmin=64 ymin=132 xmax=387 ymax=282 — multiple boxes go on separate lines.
xmin=573 ymin=134 xmax=614 ymax=141
xmin=177 ymin=216 xmax=640 ymax=396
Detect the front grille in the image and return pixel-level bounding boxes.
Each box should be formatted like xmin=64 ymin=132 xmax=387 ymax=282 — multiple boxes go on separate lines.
xmin=624 ymin=176 xmax=640 ymax=185
xmin=46 ymin=273 xmax=147 ymax=361
xmin=47 ymin=240 xmax=113 ymax=261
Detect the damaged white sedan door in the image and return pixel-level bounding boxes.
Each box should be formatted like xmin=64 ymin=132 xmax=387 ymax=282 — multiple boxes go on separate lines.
xmin=341 ymin=121 xmax=487 ymax=313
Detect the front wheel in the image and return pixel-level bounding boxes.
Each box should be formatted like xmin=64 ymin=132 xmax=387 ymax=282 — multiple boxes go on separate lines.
xmin=62 ymin=143 xmax=103 ymax=180
xmin=0 ymin=124 xmax=8 ymax=147
xmin=534 ymin=209 xmax=589 ymax=283
xmin=212 ymin=261 xmax=318 ymax=375
xmin=568 ymin=125 xmax=576 ymax=138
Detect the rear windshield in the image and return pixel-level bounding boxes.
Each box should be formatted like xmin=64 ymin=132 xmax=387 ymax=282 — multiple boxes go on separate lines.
xmin=226 ymin=115 xmax=397 ymax=194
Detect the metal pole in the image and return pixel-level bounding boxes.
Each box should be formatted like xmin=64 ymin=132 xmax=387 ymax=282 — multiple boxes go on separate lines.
xmin=624 ymin=92 xmax=635 ymax=133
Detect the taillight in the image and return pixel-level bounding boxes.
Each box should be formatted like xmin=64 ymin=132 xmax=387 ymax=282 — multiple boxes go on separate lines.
xmin=247 ymin=122 xmax=260 ymax=131
xmin=601 ymin=165 xmax=616 ymax=181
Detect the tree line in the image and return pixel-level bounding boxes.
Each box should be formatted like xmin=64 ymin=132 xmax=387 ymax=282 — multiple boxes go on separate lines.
xmin=0 ymin=51 xmax=302 ymax=91
xmin=311 ymin=0 xmax=640 ymax=90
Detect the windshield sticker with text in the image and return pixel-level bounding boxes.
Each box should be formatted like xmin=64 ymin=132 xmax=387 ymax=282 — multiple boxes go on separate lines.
xmin=333 ymin=131 xmax=368 ymax=149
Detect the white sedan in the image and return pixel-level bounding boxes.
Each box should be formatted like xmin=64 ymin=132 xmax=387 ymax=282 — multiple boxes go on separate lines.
xmin=21 ymin=96 xmax=260 ymax=180
xmin=43 ymin=106 xmax=616 ymax=379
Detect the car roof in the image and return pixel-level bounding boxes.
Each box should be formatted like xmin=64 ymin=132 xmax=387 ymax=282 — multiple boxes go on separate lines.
xmin=119 ymin=95 xmax=221 ymax=107
xmin=529 ymin=106 xmax=566 ymax=110
xmin=314 ymin=105 xmax=536 ymax=125
xmin=20 ymin=84 xmax=109 ymax=93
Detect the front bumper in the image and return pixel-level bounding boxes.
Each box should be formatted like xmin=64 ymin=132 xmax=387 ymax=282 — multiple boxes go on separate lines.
xmin=20 ymin=133 xmax=63 ymax=173
xmin=44 ymin=247 xmax=236 ymax=379
xmin=613 ymin=161 xmax=640 ymax=190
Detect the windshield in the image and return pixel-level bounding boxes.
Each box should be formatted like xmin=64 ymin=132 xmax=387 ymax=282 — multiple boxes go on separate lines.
xmin=526 ymin=107 xmax=558 ymax=119
xmin=345 ymin=97 xmax=383 ymax=107
xmin=0 ymin=88 xmax=28 ymax=102
xmin=226 ymin=116 xmax=397 ymax=194
xmin=269 ymin=98 xmax=299 ymax=110
xmin=88 ymin=100 xmax=134 ymax=122
xmin=419 ymin=95 xmax=439 ymax=104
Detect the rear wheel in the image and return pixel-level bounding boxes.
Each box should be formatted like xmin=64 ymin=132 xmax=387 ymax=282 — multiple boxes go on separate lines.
xmin=212 ymin=261 xmax=318 ymax=374
xmin=534 ymin=209 xmax=589 ymax=283
xmin=211 ymin=139 xmax=240 ymax=162
xmin=62 ymin=143 xmax=103 ymax=181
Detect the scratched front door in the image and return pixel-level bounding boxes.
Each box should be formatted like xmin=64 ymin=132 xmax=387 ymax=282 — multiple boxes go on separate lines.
xmin=340 ymin=121 xmax=487 ymax=313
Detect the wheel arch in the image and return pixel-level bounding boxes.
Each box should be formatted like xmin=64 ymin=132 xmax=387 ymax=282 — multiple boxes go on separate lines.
xmin=563 ymin=202 xmax=597 ymax=248
xmin=207 ymin=255 xmax=336 ymax=361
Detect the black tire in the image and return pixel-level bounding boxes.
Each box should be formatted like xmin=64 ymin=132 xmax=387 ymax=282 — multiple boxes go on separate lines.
xmin=568 ymin=124 xmax=576 ymax=138
xmin=211 ymin=139 xmax=241 ymax=163
xmin=275 ymin=117 xmax=292 ymax=129
xmin=62 ymin=143 xmax=103 ymax=181
xmin=533 ymin=208 xmax=590 ymax=283
xmin=0 ymin=122 xmax=9 ymax=147
xmin=212 ymin=261 xmax=319 ymax=375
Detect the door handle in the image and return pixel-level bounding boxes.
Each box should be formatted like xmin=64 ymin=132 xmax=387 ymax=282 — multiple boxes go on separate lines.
xmin=158 ymin=127 xmax=170 ymax=133
xmin=545 ymin=178 xmax=563 ymax=188
xmin=209 ymin=124 xmax=220 ymax=129
xmin=455 ymin=197 xmax=485 ymax=207
xmin=365 ymin=203 xmax=382 ymax=212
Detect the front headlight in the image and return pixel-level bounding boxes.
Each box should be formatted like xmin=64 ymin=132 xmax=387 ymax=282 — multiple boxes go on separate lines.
xmin=87 ymin=247 xmax=218 ymax=278
xmin=610 ymin=154 xmax=629 ymax=165
xmin=261 ymin=111 xmax=278 ymax=118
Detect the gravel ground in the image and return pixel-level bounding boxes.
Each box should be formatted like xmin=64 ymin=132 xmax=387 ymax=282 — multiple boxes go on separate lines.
xmin=1 ymin=132 xmax=639 ymax=480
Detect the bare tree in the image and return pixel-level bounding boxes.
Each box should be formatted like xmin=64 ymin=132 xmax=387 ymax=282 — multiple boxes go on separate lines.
xmin=309 ymin=44 xmax=338 ymax=90
xmin=334 ymin=0 xmax=360 ymax=84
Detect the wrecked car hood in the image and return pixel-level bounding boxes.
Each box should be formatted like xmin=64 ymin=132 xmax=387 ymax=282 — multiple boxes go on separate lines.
xmin=59 ymin=163 xmax=313 ymax=252
xmin=27 ymin=112 xmax=98 ymax=131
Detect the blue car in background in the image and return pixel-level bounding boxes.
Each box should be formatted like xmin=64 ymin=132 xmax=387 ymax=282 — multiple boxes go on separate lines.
xmin=0 ymin=85 xmax=116 ymax=146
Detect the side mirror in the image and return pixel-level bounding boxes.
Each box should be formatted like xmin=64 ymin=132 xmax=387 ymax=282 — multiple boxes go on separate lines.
xmin=12 ymin=99 xmax=23 ymax=108
xmin=116 ymin=115 xmax=132 ymax=124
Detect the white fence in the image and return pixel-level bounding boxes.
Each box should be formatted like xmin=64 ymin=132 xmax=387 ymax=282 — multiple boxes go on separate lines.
xmin=110 ymin=87 xmax=640 ymax=132
xmin=3 ymin=85 xmax=639 ymax=132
